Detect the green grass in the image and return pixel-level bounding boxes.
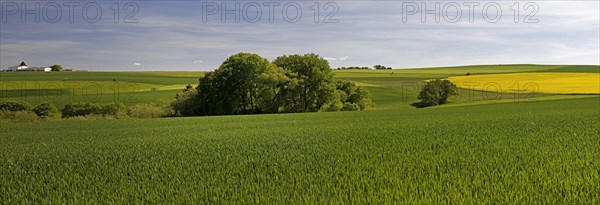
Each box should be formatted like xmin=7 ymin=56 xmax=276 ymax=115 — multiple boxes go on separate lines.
xmin=0 ymin=72 xmax=199 ymax=107
xmin=533 ymin=65 xmax=600 ymax=73
xmin=1 ymin=64 xmax=599 ymax=203
xmin=0 ymin=72 xmax=202 ymax=85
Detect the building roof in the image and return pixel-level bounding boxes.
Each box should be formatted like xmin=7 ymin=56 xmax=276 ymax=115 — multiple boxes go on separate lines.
xmin=19 ymin=61 xmax=27 ymax=66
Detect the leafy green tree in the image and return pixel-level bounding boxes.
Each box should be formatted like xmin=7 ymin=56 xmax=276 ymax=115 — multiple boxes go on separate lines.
xmin=272 ymin=53 xmax=336 ymax=112
xmin=51 ymin=65 xmax=63 ymax=71
xmin=255 ymin=64 xmax=291 ymax=113
xmin=33 ymin=102 xmax=60 ymax=119
xmin=172 ymin=86 xmax=201 ymax=116
xmin=417 ymin=79 xmax=458 ymax=107
xmin=197 ymin=52 xmax=290 ymax=115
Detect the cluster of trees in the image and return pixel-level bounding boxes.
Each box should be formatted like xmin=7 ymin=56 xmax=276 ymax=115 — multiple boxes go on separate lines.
xmin=336 ymin=66 xmax=371 ymax=70
xmin=172 ymin=53 xmax=373 ymax=116
xmin=414 ymin=79 xmax=459 ymax=108
xmin=335 ymin=65 xmax=393 ymax=70
xmin=51 ymin=65 xmax=63 ymax=71
xmin=373 ymin=65 xmax=392 ymax=70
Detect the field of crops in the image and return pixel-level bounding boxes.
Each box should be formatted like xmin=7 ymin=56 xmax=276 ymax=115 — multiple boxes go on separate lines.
xmin=1 ymin=96 xmax=598 ymax=203
xmin=448 ymin=72 xmax=600 ymax=94
xmin=1 ymin=65 xmax=599 ymax=203
xmin=0 ymin=72 xmax=201 ymax=107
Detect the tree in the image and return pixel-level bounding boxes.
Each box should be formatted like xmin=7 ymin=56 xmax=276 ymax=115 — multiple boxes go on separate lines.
xmin=374 ymin=65 xmax=389 ymax=70
xmin=51 ymin=64 xmax=63 ymax=71
xmin=416 ymin=79 xmax=458 ymax=107
xmin=272 ymin=53 xmax=336 ymax=112
xmin=254 ymin=64 xmax=291 ymax=113
xmin=175 ymin=53 xmax=373 ymax=116
xmin=172 ymin=85 xmax=200 ymax=116
xmin=196 ymin=52 xmax=290 ymax=115
xmin=33 ymin=102 xmax=60 ymax=119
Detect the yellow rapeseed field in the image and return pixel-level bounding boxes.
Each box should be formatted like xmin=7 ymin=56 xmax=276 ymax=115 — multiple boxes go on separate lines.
xmin=448 ymin=72 xmax=600 ymax=94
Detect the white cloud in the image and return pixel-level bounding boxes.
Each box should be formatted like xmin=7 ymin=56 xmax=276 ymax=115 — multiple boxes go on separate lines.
xmin=2 ymin=1 xmax=598 ymax=70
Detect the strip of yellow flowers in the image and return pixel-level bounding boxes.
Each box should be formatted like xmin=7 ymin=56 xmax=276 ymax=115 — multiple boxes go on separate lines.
xmin=448 ymin=72 xmax=600 ymax=94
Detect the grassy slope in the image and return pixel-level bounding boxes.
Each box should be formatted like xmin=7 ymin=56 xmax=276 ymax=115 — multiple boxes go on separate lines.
xmin=1 ymin=96 xmax=598 ymax=203
xmin=0 ymin=72 xmax=202 ymax=107
xmin=336 ymin=64 xmax=599 ymax=109
xmin=1 ymin=65 xmax=599 ymax=203
xmin=1 ymin=64 xmax=597 ymax=108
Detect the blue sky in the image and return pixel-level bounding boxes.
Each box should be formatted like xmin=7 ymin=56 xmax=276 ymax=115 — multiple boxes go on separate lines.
xmin=1 ymin=1 xmax=598 ymax=71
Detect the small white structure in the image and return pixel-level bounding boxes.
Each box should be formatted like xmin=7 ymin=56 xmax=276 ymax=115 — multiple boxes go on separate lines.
xmin=5 ymin=61 xmax=51 ymax=72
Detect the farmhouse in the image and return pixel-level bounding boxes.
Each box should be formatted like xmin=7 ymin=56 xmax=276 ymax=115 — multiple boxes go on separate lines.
xmin=4 ymin=61 xmax=52 ymax=72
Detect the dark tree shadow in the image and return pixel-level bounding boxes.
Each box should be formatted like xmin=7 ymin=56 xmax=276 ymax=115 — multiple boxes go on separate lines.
xmin=410 ymin=102 xmax=429 ymax=108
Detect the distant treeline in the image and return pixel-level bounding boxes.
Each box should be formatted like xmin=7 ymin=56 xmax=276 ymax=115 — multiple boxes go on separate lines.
xmin=336 ymin=65 xmax=392 ymax=70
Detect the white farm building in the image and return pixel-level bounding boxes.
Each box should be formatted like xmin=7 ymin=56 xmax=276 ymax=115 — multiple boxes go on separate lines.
xmin=4 ymin=61 xmax=51 ymax=72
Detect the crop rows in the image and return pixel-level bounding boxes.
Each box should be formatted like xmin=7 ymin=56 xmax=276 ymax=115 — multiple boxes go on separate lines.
xmin=1 ymin=96 xmax=598 ymax=203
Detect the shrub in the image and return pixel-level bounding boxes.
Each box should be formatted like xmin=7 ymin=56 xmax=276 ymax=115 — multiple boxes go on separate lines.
xmin=101 ymin=102 xmax=127 ymax=117
xmin=33 ymin=102 xmax=60 ymax=119
xmin=341 ymin=102 xmax=360 ymax=111
xmin=320 ymin=101 xmax=343 ymax=112
xmin=0 ymin=110 xmax=39 ymax=122
xmin=62 ymin=102 xmax=128 ymax=118
xmin=61 ymin=102 xmax=102 ymax=118
xmin=334 ymin=80 xmax=373 ymax=111
xmin=155 ymin=99 xmax=176 ymax=117
xmin=63 ymin=114 xmax=116 ymax=121
xmin=0 ymin=101 xmax=33 ymax=112
xmin=128 ymin=103 xmax=168 ymax=118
